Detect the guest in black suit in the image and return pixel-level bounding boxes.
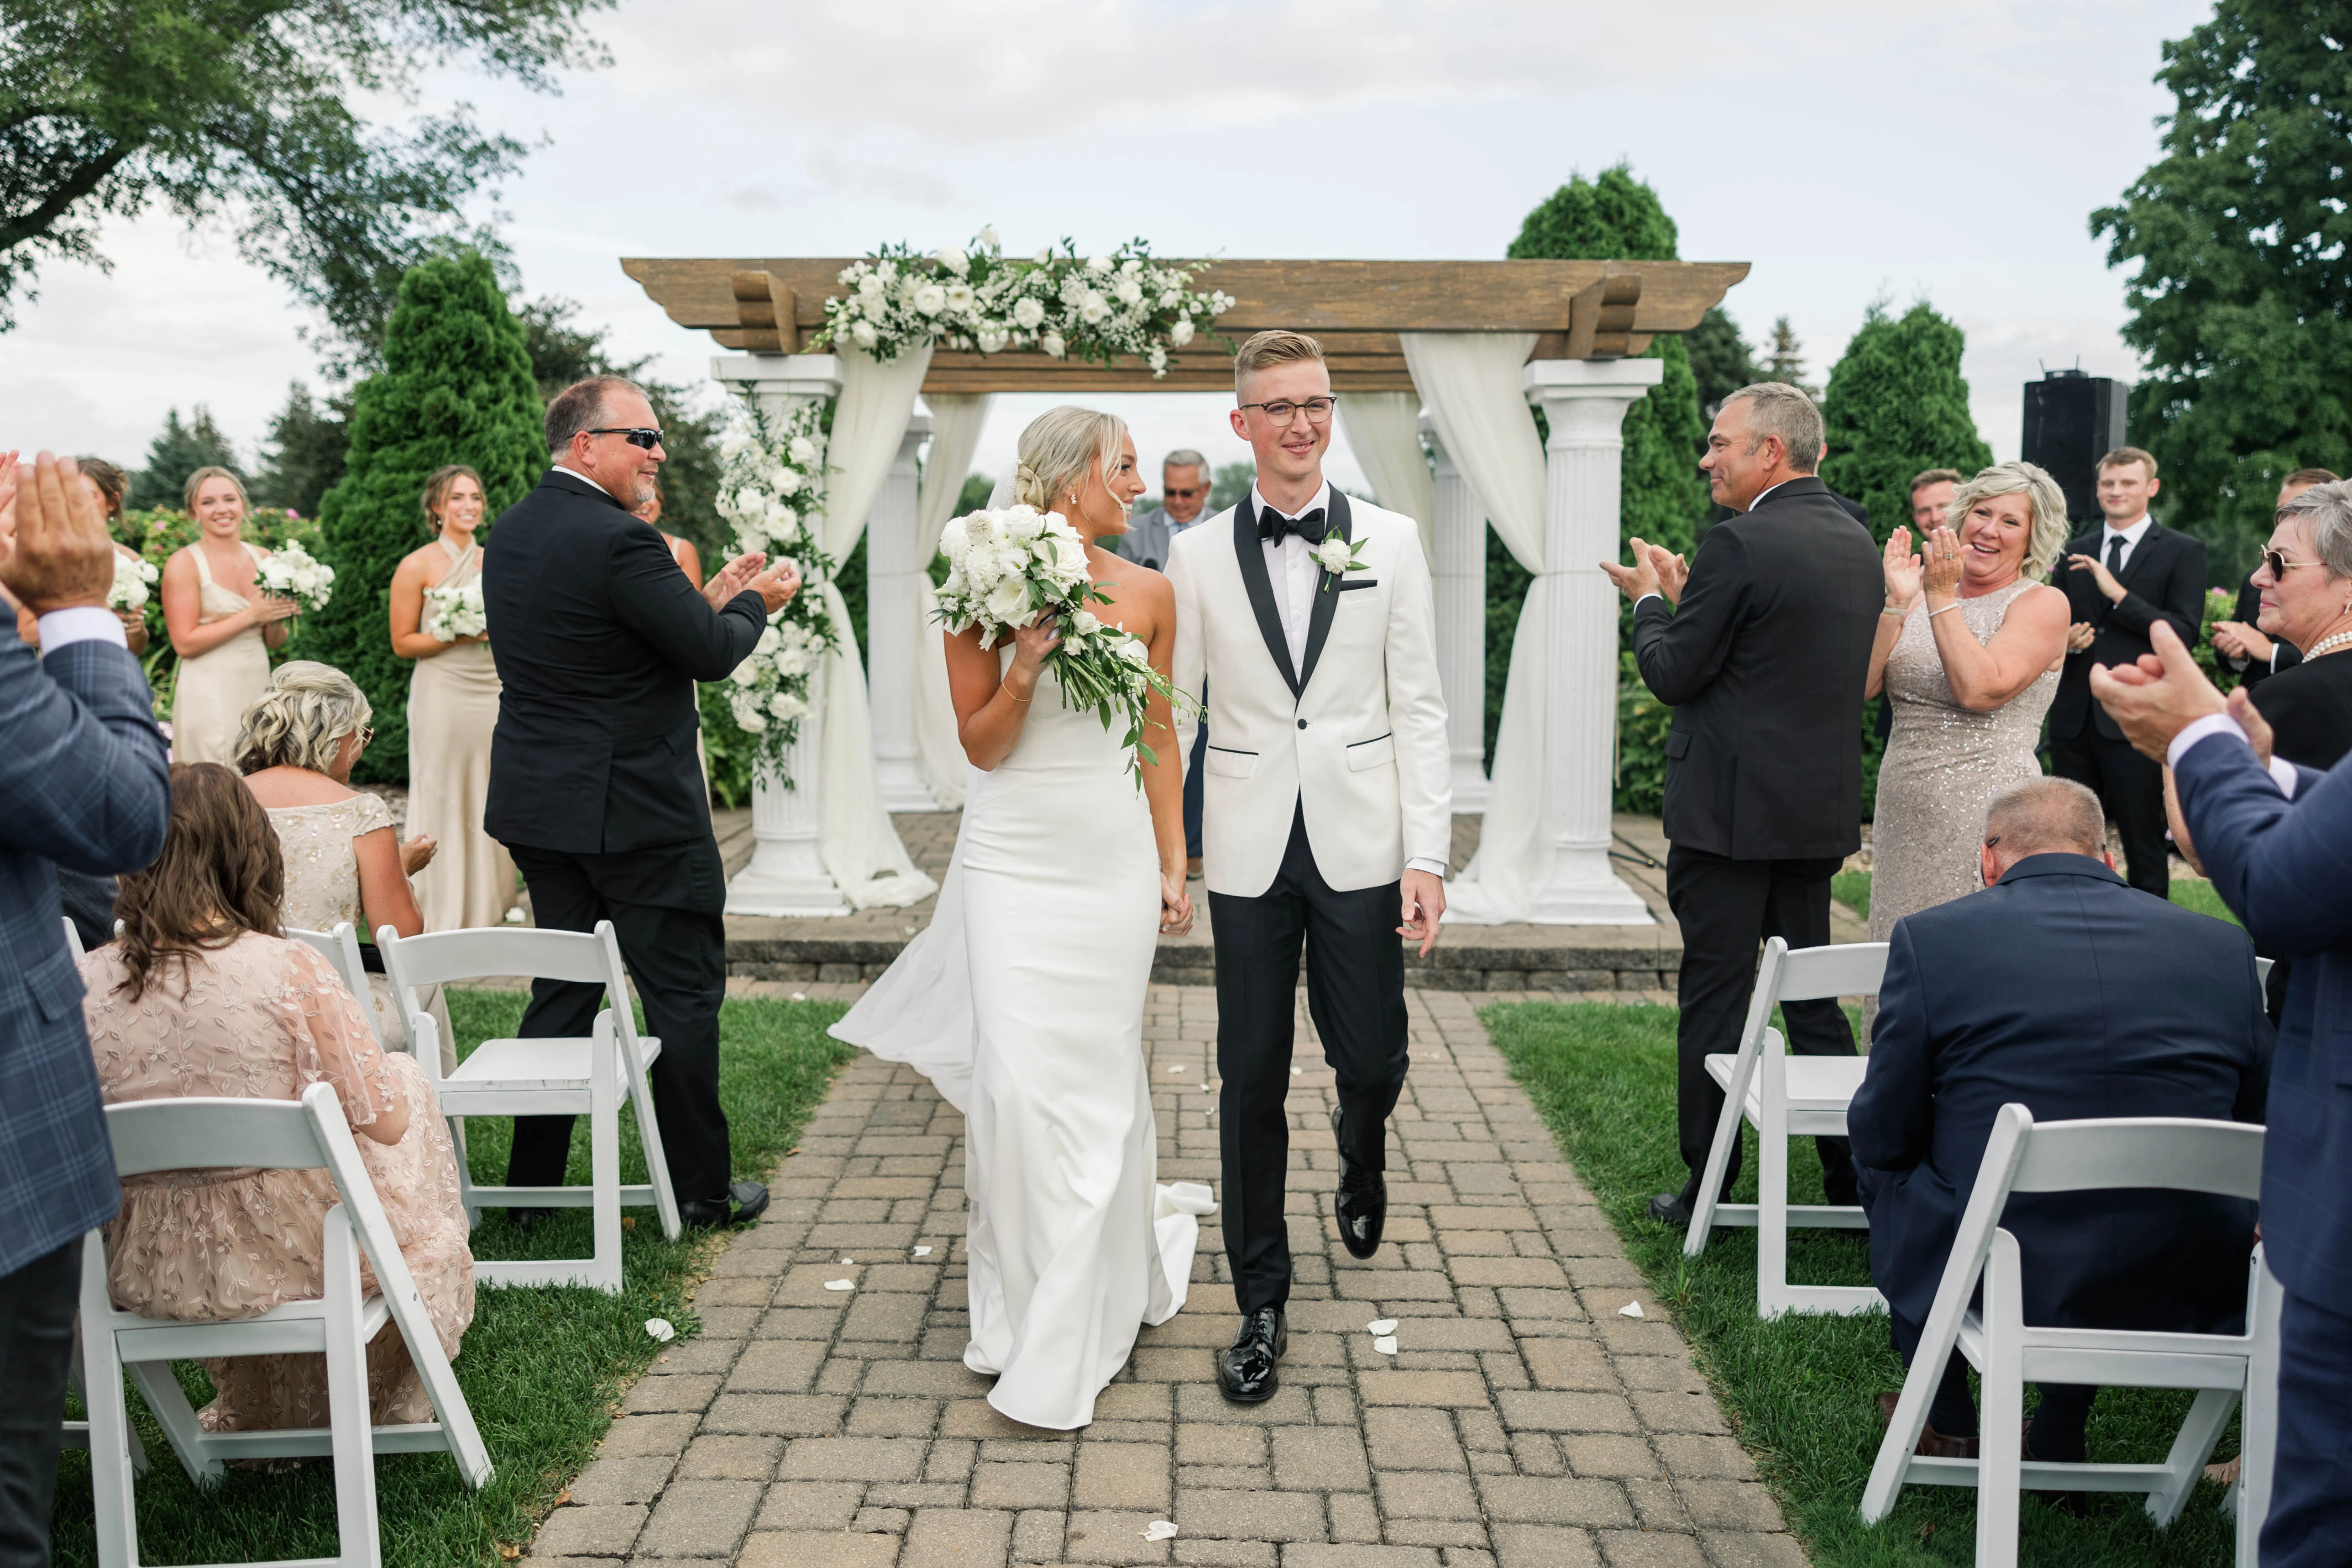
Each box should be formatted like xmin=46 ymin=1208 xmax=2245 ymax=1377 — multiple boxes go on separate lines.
xmin=484 ymin=377 xmax=799 ymax=1228
xmin=1603 ymin=382 xmax=1882 ymax=1226
xmin=2047 ymin=446 xmax=2208 ymax=897
xmin=2213 ymin=467 xmax=2337 ymax=689
xmin=1850 ymin=776 xmax=2270 ymax=1463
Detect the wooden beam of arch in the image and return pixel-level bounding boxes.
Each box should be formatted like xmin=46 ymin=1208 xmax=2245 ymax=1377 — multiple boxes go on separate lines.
xmin=621 ymin=256 xmax=1748 ymax=393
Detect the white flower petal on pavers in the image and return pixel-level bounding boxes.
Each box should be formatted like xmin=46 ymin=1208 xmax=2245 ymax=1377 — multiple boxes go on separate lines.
xmin=1167 ymin=1064 xmax=1185 ymax=1073
xmin=1619 ymin=1301 xmax=1645 ymax=1318
xmin=791 ymin=992 xmax=807 ymax=1001
xmin=1366 ymin=1319 xmax=1398 ymax=1335
xmin=1289 ymin=1065 xmax=1303 ymax=1075
xmin=825 ymin=1279 xmax=856 ymax=1291
xmin=1373 ymin=1336 xmax=1399 ymax=1355
xmin=841 ymin=1258 xmax=854 ymax=1265
xmin=644 ymin=1318 xmax=676 ymax=1343
xmin=913 ymin=1246 xmax=932 ymax=1257
xmin=1142 ymin=1521 xmax=1179 ymax=1542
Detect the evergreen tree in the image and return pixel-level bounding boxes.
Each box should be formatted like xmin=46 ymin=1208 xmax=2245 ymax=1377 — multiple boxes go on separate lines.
xmin=1761 ymin=316 xmax=1819 ymax=398
xmin=252 ymin=383 xmax=351 ymax=517
xmin=2092 ymin=0 xmax=2352 ymax=585
xmin=296 ymin=251 xmax=542 ymax=782
xmin=135 ymin=406 xmax=242 ymax=510
xmin=1820 ymin=299 xmax=1993 ymax=540
xmin=1684 ymin=307 xmax=1760 ymax=419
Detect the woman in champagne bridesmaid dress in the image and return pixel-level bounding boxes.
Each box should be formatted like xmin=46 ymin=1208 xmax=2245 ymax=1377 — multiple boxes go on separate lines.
xmin=160 ymin=467 xmax=295 ymax=763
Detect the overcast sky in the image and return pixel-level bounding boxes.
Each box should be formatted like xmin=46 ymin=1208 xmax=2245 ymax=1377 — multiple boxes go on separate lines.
xmin=1 ymin=0 xmax=2208 ymax=500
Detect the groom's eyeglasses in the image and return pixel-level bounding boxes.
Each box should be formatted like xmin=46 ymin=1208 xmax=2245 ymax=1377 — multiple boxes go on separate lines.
xmin=588 ymin=427 xmax=665 ymax=450
xmin=1239 ymin=397 xmax=1339 ymax=425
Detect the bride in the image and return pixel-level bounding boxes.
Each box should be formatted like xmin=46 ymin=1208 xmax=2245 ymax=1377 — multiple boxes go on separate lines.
xmin=832 ymin=405 xmax=1210 ymax=1430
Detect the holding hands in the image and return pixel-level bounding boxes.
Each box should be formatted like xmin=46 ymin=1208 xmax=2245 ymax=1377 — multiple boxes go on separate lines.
xmin=1600 ymin=537 xmax=1689 ymax=606
xmin=2211 ymin=619 xmax=2274 ymax=663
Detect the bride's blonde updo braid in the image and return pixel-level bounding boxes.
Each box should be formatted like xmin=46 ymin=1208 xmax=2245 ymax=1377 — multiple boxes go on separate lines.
xmin=1014 ymin=405 xmax=1129 ymax=515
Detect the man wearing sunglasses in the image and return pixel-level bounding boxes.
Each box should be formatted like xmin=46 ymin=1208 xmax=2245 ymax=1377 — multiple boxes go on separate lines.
xmin=1117 ymin=449 xmax=1216 ymax=870
xmin=484 ymin=377 xmax=801 ymax=1230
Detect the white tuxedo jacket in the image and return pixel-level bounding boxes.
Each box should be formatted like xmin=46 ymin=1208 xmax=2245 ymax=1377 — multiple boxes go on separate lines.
xmin=1168 ymin=491 xmax=1451 ymax=898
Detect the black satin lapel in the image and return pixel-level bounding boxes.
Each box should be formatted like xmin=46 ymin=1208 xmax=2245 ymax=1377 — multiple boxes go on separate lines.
xmin=1298 ymin=491 xmax=1350 ymax=693
xmin=1234 ymin=495 xmax=1301 ymax=696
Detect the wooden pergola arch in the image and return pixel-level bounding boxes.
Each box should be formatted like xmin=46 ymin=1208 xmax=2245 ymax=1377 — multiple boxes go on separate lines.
xmin=622 ymin=253 xmax=1751 ymax=927
xmin=622 ymin=257 xmax=1749 ymax=386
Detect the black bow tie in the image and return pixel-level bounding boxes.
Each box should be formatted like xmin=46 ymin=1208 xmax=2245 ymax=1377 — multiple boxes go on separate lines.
xmin=1258 ymin=505 xmax=1328 ymax=545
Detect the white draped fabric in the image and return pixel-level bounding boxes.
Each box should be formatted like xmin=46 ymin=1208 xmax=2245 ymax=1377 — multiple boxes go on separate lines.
xmin=815 ymin=343 xmax=938 ymax=908
xmin=913 ymin=393 xmax=991 ymax=806
xmin=1399 ymin=332 xmax=1550 ymax=923
xmin=1336 ymin=392 xmax=1436 ymax=558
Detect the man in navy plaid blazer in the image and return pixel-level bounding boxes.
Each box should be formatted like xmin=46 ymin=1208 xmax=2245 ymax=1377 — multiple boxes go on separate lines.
xmin=0 ymin=453 xmax=170 ymax=1564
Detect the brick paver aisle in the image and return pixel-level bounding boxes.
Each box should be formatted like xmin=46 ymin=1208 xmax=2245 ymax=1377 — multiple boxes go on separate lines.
xmin=531 ymin=988 xmax=1803 ymax=1568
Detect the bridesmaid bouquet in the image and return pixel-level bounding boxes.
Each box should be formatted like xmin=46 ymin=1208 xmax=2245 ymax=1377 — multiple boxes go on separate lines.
xmin=423 ymin=582 xmax=487 ymax=642
xmin=256 ymin=540 xmax=335 ymax=612
xmin=107 ymin=552 xmax=159 ymax=611
xmin=934 ymin=503 xmax=1191 ymax=780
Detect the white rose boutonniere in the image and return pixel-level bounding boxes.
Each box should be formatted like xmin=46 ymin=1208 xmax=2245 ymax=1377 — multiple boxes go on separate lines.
xmin=1309 ymin=533 xmax=1368 ymax=591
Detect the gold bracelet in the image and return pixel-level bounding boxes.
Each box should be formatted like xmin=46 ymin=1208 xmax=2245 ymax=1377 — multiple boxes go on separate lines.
xmin=1006 ymin=689 xmax=1033 ymax=703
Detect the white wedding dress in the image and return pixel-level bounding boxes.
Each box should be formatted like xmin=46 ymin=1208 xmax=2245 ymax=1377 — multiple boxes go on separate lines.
xmin=831 ymin=649 xmax=1212 ymax=1430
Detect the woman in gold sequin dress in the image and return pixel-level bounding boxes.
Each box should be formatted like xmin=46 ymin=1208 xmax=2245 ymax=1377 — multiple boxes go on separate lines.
xmin=1865 ymin=463 xmax=2073 ymax=970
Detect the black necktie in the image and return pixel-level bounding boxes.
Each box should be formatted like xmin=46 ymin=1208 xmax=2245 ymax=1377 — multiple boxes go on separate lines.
xmin=1258 ymin=506 xmax=1327 ymax=546
xmin=2106 ymin=531 xmax=2128 ymax=577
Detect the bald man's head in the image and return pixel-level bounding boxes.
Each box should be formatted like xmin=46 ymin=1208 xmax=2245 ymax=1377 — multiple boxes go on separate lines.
xmin=1981 ymin=777 xmax=2108 ymax=880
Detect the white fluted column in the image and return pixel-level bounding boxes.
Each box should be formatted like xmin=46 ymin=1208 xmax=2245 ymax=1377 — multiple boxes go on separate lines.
xmin=1522 ymin=357 xmax=1662 ymax=923
xmin=712 ymin=353 xmax=849 ymax=916
xmin=1423 ymin=415 xmax=1490 ymax=815
xmin=866 ymin=413 xmax=938 ymax=812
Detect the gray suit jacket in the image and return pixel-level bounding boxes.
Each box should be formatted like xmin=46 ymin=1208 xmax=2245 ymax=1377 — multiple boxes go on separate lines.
xmin=1114 ymin=507 xmax=1200 ymax=572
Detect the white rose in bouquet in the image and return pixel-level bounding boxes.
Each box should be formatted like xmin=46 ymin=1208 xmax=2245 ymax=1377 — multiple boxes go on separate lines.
xmin=978 ymin=224 xmax=1001 ymax=248
xmin=1011 ymin=296 xmax=1046 ymax=330
xmin=1079 ymin=291 xmax=1110 ymax=324
xmin=256 ymin=540 xmax=334 ymax=612
xmin=788 ymin=434 xmax=819 ymax=466
xmin=913 ymin=282 xmax=948 ymax=316
xmin=935 ymin=244 xmax=969 ymax=275
xmin=730 ymin=657 xmax=764 ymax=688
xmin=944 ymin=282 xmax=977 ymax=314
xmin=767 ymin=689 xmax=808 ymax=722
xmin=983 ymin=574 xmax=1033 ymax=625
xmin=423 ymin=580 xmax=487 ymax=642
xmin=852 ymin=320 xmax=880 ymax=349
xmin=858 ymin=272 xmax=886 ymax=298
xmin=1040 ymin=331 xmax=1067 ymax=359
xmin=754 ymin=625 xmax=782 ymax=656
xmin=1114 ymin=276 xmax=1143 ymax=306
xmin=733 ymin=701 xmax=769 ymax=734
xmin=720 ymin=428 xmax=751 ymax=461
xmin=1088 ymin=255 xmax=1114 ymax=274
xmin=1169 ymin=317 xmax=1195 ymax=347
xmin=108 ymin=552 xmax=159 ymax=612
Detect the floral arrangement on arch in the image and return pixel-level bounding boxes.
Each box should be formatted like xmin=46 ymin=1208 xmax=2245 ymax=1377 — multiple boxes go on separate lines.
xmin=811 ymin=228 xmax=1234 ymax=377
xmin=714 ymin=397 xmax=841 ymax=776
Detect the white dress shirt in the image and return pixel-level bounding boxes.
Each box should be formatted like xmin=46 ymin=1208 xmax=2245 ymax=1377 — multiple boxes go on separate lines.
xmin=1253 ymin=481 xmax=1329 ymax=675
xmin=2100 ymin=514 xmax=2154 ymax=574
xmin=1251 ymin=482 xmax=1446 ymax=880
xmin=35 ymin=606 xmax=130 ymax=652
xmin=555 ymin=463 xmax=612 ymax=498
xmin=2168 ymin=712 xmax=2303 ymax=798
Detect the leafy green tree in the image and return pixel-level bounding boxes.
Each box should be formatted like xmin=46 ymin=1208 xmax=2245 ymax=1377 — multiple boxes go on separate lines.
xmin=1684 ymin=307 xmax=1760 ymax=418
xmin=295 ymin=251 xmax=541 ymax=781
xmin=1820 ymin=299 xmax=1993 ymax=540
xmin=252 ymin=383 xmax=350 ymax=517
xmin=0 ymin=0 xmax=606 ymax=354
xmin=1210 ymin=461 xmax=1255 ymax=512
xmin=134 ymin=406 xmax=241 ymax=512
xmin=2092 ymin=0 xmax=2352 ymax=585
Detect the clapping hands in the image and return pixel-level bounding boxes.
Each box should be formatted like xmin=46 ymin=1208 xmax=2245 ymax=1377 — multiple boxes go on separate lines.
xmin=1599 ymin=538 xmax=1689 ymax=606
xmin=2 ymin=451 xmax=116 ymax=614
xmin=704 ymin=552 xmax=803 ymax=614
xmin=1882 ymin=526 xmax=1923 ymax=606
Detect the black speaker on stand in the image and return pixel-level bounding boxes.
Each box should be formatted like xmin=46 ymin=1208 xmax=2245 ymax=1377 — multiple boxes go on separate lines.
xmin=2022 ymin=370 xmax=2128 ymax=528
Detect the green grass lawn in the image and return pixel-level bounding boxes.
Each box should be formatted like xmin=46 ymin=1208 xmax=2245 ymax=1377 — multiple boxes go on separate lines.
xmin=49 ymin=989 xmax=853 ymax=1568
xmin=1487 ymin=1001 xmax=2243 ymax=1568
xmin=1833 ymin=869 xmax=2241 ymax=928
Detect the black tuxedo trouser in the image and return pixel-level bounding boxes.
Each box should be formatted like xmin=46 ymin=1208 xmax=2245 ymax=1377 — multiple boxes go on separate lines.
xmin=502 ymin=836 xmax=734 ymax=1206
xmin=0 ymin=1240 xmax=78 ymax=1566
xmin=2048 ymin=729 xmax=2169 ymax=898
xmin=1890 ymin=1307 xmax=2094 ymax=1459
xmin=1665 ymin=845 xmax=1857 ymax=1209
xmin=1209 ymin=803 xmax=1408 ymax=1316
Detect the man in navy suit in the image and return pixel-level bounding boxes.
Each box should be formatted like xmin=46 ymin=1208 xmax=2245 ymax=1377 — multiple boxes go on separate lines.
xmin=1849 ymin=776 xmax=2270 ymax=1465
xmin=0 ymin=453 xmax=171 ymax=1562
xmin=2094 ymin=563 xmax=2352 ymax=1567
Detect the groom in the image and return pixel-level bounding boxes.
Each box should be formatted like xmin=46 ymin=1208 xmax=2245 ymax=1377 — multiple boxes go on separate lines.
xmin=1168 ymin=330 xmax=1452 ymax=1403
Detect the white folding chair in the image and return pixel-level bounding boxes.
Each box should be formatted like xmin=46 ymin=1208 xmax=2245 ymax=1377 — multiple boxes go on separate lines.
xmin=1860 ymin=1105 xmax=2277 ymax=1567
xmin=287 ymin=923 xmax=377 ymax=1042
xmin=79 ymin=1084 xmax=493 ymax=1568
xmin=379 ymin=921 xmax=681 ymax=1291
xmin=62 ymin=914 xmax=85 ymax=961
xmin=1685 ymin=937 xmax=1888 ymax=1317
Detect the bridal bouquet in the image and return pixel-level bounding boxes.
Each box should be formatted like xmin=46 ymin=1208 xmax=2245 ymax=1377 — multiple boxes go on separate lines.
xmin=256 ymin=540 xmax=334 ymax=612
xmin=423 ymin=581 xmax=487 ymax=641
xmin=934 ymin=503 xmax=1191 ymax=781
xmin=107 ymin=552 xmax=159 ymax=612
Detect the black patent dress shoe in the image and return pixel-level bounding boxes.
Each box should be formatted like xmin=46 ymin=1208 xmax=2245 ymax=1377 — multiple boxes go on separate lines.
xmin=1217 ymin=1307 xmax=1287 ymax=1403
xmin=680 ymin=1180 xmax=772 ymax=1229
xmin=1331 ymin=1105 xmax=1387 ymax=1260
xmin=1646 ymin=1192 xmax=1694 ymax=1227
